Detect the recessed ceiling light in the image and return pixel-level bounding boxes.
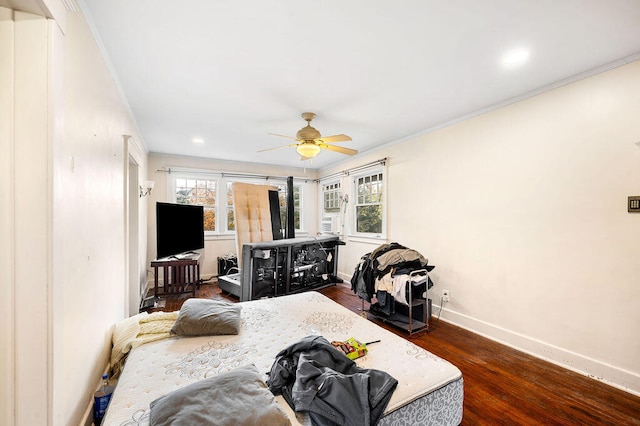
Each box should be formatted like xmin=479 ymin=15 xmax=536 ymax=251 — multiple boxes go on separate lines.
xmin=501 ymin=48 xmax=530 ymax=68
xmin=192 ymin=138 xmax=204 ymax=144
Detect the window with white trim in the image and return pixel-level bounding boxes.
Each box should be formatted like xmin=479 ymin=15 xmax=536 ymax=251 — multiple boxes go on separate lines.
xmin=275 ymin=183 xmax=302 ymax=231
xmin=353 ymin=169 xmax=384 ymax=236
xmin=175 ymin=177 xmax=216 ymax=232
xmin=225 ymin=182 xmax=235 ymax=232
xmin=323 ymin=181 xmax=341 ymax=213
xmin=170 ymin=173 xmax=303 ymax=236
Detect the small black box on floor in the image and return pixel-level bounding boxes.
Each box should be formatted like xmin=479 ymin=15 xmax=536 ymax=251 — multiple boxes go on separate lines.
xmin=217 ymin=255 xmax=238 ymax=276
xmin=139 ymin=296 xmax=157 ymax=312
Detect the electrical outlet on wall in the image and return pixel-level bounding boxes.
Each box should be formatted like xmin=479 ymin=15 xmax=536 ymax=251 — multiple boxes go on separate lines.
xmin=442 ymin=289 xmax=450 ymax=303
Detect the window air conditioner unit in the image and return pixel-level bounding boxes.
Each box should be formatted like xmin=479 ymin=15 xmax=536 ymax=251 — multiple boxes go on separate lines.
xmin=321 ymin=216 xmax=338 ymax=234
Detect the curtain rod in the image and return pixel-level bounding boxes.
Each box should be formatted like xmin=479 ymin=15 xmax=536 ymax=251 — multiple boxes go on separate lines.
xmin=315 ymin=158 xmax=387 ymax=183
xmin=155 ymin=167 xmax=312 ymax=182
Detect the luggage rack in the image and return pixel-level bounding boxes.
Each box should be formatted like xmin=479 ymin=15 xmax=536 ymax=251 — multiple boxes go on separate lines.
xmin=362 ymin=269 xmax=430 ymax=337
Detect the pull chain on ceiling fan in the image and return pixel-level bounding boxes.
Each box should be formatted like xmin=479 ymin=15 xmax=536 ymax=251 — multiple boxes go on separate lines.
xmin=258 ymin=112 xmax=358 ymax=160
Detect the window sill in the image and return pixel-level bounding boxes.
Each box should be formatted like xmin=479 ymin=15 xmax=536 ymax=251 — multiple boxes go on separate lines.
xmin=204 ymin=231 xmax=309 ymax=242
xmin=204 ymin=234 xmax=236 ymax=241
xmin=346 ymin=234 xmax=388 ymax=245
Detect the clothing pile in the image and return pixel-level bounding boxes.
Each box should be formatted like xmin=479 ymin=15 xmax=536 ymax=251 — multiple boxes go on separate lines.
xmin=351 ymin=242 xmax=434 ymax=319
xmin=267 ymin=335 xmax=397 ymax=426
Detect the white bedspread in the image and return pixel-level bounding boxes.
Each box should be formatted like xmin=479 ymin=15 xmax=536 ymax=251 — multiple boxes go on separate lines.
xmin=103 ymin=291 xmax=462 ymax=426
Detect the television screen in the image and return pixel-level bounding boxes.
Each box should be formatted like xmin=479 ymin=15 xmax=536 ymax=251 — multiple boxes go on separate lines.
xmin=156 ymin=202 xmax=204 ymax=259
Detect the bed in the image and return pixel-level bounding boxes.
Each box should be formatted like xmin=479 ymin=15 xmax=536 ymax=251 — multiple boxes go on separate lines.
xmin=103 ymin=291 xmax=463 ymax=425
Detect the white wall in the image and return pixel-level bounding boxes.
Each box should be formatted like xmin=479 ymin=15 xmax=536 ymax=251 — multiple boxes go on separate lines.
xmin=145 ymin=154 xmax=318 ymax=281
xmin=322 ymin=60 xmax=640 ymax=394
xmin=60 ymin=10 xmax=147 ymax=424
xmin=1 ymin=5 xmax=148 ymax=425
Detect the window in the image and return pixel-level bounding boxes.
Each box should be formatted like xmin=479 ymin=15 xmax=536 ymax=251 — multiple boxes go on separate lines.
xmin=323 ymin=182 xmax=341 ymax=213
xmin=175 ymin=177 xmax=216 ymax=231
xmin=171 ymin=173 xmax=303 ymax=236
xmin=276 ymin=184 xmax=302 ymax=231
xmin=226 ymin=182 xmax=235 ymax=232
xmin=353 ymin=170 xmax=384 ymax=236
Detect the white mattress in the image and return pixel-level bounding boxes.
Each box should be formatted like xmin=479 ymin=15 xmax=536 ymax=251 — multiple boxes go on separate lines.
xmin=103 ymin=291 xmax=463 ymax=425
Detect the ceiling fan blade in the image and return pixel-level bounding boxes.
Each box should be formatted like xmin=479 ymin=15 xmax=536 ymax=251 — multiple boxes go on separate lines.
xmin=257 ymin=144 xmax=296 ymax=153
xmin=317 ymin=134 xmax=352 ymax=143
xmin=319 ymin=143 xmax=358 ymax=156
xmin=268 ymin=132 xmax=297 ymax=140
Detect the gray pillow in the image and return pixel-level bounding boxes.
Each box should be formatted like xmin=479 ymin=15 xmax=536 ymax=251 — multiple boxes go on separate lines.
xmin=149 ymin=364 xmax=291 ymax=426
xmin=171 ymin=298 xmax=241 ymax=336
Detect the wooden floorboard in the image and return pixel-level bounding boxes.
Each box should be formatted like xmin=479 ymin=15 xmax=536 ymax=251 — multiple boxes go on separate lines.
xmin=160 ymin=282 xmax=640 ymax=425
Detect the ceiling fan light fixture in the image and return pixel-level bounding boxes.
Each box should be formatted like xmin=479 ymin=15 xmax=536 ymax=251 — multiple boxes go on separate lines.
xmin=263 ymin=112 xmax=355 ymax=159
xmin=296 ymin=143 xmax=321 ymax=158
xmin=296 ymin=126 xmax=321 ymax=140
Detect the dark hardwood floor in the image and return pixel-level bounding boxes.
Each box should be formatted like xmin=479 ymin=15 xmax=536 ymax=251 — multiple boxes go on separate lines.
xmin=160 ymin=282 xmax=640 ymax=425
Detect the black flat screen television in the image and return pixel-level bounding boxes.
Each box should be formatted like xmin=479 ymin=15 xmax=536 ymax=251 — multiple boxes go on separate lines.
xmin=156 ymin=202 xmax=204 ymax=259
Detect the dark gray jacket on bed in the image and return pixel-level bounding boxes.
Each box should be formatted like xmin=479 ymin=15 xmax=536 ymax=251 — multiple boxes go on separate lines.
xmin=267 ymin=335 xmax=398 ymax=426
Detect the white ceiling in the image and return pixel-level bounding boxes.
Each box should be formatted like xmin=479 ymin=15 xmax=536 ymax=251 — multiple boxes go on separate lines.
xmin=80 ymin=0 xmax=640 ymax=170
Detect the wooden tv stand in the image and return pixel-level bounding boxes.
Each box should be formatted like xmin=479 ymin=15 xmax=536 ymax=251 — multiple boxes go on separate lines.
xmin=151 ymin=253 xmax=200 ymax=298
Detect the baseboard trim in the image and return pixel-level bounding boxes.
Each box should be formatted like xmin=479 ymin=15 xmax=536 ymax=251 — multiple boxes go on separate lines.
xmin=436 ymin=304 xmax=640 ymax=397
xmin=337 ymin=271 xmax=351 ymax=283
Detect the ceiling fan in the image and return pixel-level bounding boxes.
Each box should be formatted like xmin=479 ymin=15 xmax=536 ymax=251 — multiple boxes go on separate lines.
xmin=259 ymin=112 xmax=358 ymax=160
